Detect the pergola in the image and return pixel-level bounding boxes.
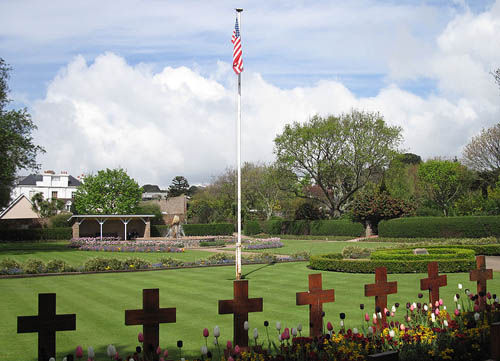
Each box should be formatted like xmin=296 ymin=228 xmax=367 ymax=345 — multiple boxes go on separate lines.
xmin=68 ymin=215 xmax=155 ymax=240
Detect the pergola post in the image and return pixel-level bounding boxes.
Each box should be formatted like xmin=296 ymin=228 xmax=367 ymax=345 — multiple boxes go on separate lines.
xmin=97 ymin=219 xmax=107 ymax=240
xmin=121 ymin=218 xmax=131 ymax=240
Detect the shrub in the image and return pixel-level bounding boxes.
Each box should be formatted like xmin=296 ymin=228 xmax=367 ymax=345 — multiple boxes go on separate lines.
xmin=243 ymin=220 xmax=262 ymax=236
xmin=0 ymin=258 xmax=21 ymax=274
xmin=206 ymin=253 xmax=235 ymax=263
xmin=199 ymin=240 xmax=226 ymax=247
xmin=290 ymin=251 xmax=311 ymax=261
xmin=370 ymin=248 xmax=475 ymax=261
xmin=84 ymin=257 xmax=123 ymax=271
xmin=158 ymin=257 xmax=184 ymax=267
xmin=45 ymin=259 xmax=69 ymax=273
xmin=49 ymin=213 xmax=73 ymax=228
xmin=0 ymin=227 xmax=72 ymax=241
xmin=310 ymin=220 xmax=364 ymax=237
xmin=342 ymin=245 xmax=373 ymax=259
xmin=283 ymin=220 xmax=310 ymax=235
xmin=151 ymin=225 xmax=170 ymax=237
xmin=122 ymin=257 xmax=152 ymax=270
xmin=261 ymin=219 xmax=283 ymax=235
xmin=183 ymin=223 xmax=234 ymax=236
xmin=378 ymin=216 xmax=500 ymax=238
xmin=23 ymin=258 xmax=45 ymax=274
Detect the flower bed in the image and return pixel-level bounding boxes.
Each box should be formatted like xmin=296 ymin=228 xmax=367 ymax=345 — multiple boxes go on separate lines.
xmin=69 ymin=238 xmax=186 ymax=252
xmin=244 ymin=238 xmax=284 ymax=250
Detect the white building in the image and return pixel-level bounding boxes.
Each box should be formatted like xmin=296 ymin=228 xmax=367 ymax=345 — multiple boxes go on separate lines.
xmin=12 ymin=170 xmax=82 ymax=211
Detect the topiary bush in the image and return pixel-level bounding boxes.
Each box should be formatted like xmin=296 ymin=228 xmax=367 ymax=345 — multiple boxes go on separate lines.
xmin=310 ymin=220 xmax=364 ymax=237
xmin=378 ymin=216 xmax=500 ymax=238
xmin=23 ymin=258 xmax=45 ymax=274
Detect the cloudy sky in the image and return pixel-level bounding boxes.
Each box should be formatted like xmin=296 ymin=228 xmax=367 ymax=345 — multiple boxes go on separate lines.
xmin=1 ymin=0 xmax=499 ymax=187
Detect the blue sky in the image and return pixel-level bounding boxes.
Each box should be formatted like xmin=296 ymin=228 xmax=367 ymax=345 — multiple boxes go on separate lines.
xmin=1 ymin=0 xmax=499 ymax=186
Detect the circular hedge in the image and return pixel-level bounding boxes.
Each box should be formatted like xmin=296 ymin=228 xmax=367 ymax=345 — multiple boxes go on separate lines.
xmin=370 ymin=247 xmax=475 ymax=261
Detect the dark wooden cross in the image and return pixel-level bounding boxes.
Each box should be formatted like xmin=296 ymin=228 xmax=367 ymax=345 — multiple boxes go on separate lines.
xmin=218 ymin=280 xmax=263 ymax=347
xmin=296 ymin=273 xmax=335 ymax=337
xmin=470 ymin=255 xmax=493 ymax=309
xmin=420 ymin=262 xmax=447 ymax=310
xmin=17 ymin=293 xmax=76 ymax=361
xmin=125 ymin=289 xmax=176 ymax=359
xmin=365 ymin=267 xmax=397 ymax=325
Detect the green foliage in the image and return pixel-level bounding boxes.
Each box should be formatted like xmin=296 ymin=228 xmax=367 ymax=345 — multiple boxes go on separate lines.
xmin=23 ymin=258 xmax=45 ymax=274
xmin=122 ymin=257 xmax=152 ymax=270
xmin=462 ymin=122 xmax=500 ymax=174
xmin=150 ymin=225 xmax=169 ymax=237
xmin=274 ymin=109 xmax=402 ymax=216
xmin=199 ymin=240 xmax=225 ymax=247
xmin=418 ymin=159 xmax=472 ymax=216
xmin=341 ymin=245 xmax=373 ymax=259
xmin=370 ymin=248 xmax=475 ymax=261
xmin=31 ymin=192 xmax=65 ymax=218
xmin=261 ymin=219 xmax=284 ymax=235
xmin=378 ymin=216 xmax=500 ymax=238
xmin=74 ymin=168 xmax=142 ymax=214
xmin=49 ymin=213 xmax=72 ymax=228
xmin=310 ymin=254 xmax=474 ymax=273
xmin=83 ymin=257 xmax=123 ymax=271
xmin=45 ymin=259 xmax=70 ymax=273
xmin=0 ymin=58 xmax=45 ymax=209
xmin=136 ymin=202 xmax=164 ymax=225
xmin=243 ymin=220 xmax=262 ymax=236
xmin=168 ymin=176 xmax=190 ymax=197
xmin=310 ymin=220 xmax=364 ymax=237
xmin=0 ymin=258 xmax=21 ymax=274
xmin=283 ymin=220 xmax=310 ymax=235
xmin=158 ymin=257 xmax=184 ymax=267
xmin=294 ymin=202 xmax=324 ymax=220
xmin=0 ymin=227 xmax=72 ymax=241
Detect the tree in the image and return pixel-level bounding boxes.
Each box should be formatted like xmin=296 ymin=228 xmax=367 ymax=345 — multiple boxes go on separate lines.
xmin=168 ymin=176 xmax=190 ymax=197
xmin=274 ymin=109 xmax=402 ymax=217
xmin=462 ymin=124 xmax=500 ymax=174
xmin=31 ymin=192 xmax=65 ymax=218
xmin=73 ymin=168 xmax=142 ymax=214
xmin=0 ymin=58 xmax=44 ymax=209
xmin=418 ymin=159 xmax=471 ymax=216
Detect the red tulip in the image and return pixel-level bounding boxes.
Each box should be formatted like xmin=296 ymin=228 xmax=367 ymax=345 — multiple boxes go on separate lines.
xmin=114 ymin=352 xmax=119 ymax=361
xmin=226 ymin=340 xmax=232 ymax=349
xmin=163 ymin=349 xmax=168 ymax=358
xmin=327 ymin=322 xmax=333 ymax=331
xmin=156 ymin=346 xmax=162 ymax=355
xmin=138 ymin=332 xmax=144 ymax=343
xmin=474 ymin=304 xmax=479 ymax=312
xmin=203 ymin=328 xmax=209 ymax=338
xmin=454 ymin=309 xmax=460 ymax=316
xmin=75 ymin=346 xmax=83 ymax=358
xmin=365 ymin=313 xmax=370 ymax=322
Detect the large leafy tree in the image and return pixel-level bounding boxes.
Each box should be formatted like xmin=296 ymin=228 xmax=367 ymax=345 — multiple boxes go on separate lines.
xmin=73 ymin=168 xmax=142 ymax=214
xmin=418 ymin=159 xmax=471 ymax=216
xmin=274 ymin=109 xmax=402 ymax=216
xmin=167 ymin=176 xmax=190 ymax=197
xmin=0 ymin=58 xmax=44 ymax=209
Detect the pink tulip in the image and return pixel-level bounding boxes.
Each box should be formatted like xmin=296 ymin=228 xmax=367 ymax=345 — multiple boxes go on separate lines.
xmin=163 ymin=349 xmax=168 ymax=357
xmin=228 ymin=357 xmax=234 ymax=361
xmin=114 ymin=352 xmax=119 ymax=361
xmin=327 ymin=322 xmax=333 ymax=331
xmin=407 ymin=316 xmax=411 ymax=322
xmin=156 ymin=346 xmax=162 ymax=355
xmin=434 ymin=308 xmax=440 ymax=316
xmin=390 ymin=312 xmax=395 ymax=317
xmin=226 ymin=340 xmax=232 ymax=349
xmin=203 ymin=328 xmax=209 ymax=338
xmin=373 ymin=318 xmax=377 ymax=325
xmin=75 ymin=346 xmax=83 ymax=358
xmin=284 ymin=328 xmax=290 ymax=339
xmin=454 ymin=309 xmax=460 ymax=316
xmin=400 ymin=324 xmax=405 ymax=331
xmin=439 ymin=299 xmax=443 ymax=305
xmin=410 ymin=304 xmax=415 ymax=312
xmin=234 ymin=345 xmax=240 ymax=354
xmin=383 ymin=308 xmax=388 ymax=315
xmin=138 ymin=332 xmax=144 ymax=343
xmin=160 ymin=358 xmax=165 ymax=361
xmin=365 ymin=313 xmax=370 ymax=322
xmin=435 ymin=301 xmax=439 ymax=308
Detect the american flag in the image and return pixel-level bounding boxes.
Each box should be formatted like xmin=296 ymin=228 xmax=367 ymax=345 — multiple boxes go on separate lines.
xmin=232 ymin=17 xmax=243 ymax=75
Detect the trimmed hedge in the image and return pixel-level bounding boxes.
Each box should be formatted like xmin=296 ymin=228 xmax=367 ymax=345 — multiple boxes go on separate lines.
xmin=370 ymin=248 xmax=475 ymax=261
xmin=243 ymin=220 xmax=262 ymax=236
xmin=0 ymin=227 xmax=72 ymax=241
xmin=379 ymin=216 xmax=500 ymax=238
xmin=151 ymin=223 xmax=234 ymax=237
xmin=310 ymin=253 xmax=475 ymax=273
xmin=310 ymin=220 xmax=364 ymax=237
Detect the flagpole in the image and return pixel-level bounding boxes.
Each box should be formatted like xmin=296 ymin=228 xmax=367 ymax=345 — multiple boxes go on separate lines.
xmin=235 ymin=7 xmax=243 ymax=280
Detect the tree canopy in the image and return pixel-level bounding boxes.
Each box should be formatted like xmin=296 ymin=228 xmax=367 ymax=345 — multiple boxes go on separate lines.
xmin=73 ymin=168 xmax=142 ymax=214
xmin=462 ymin=123 xmax=500 ymax=174
xmin=168 ymin=176 xmax=190 ymax=197
xmin=274 ymin=109 xmax=402 ymax=216
xmin=0 ymin=58 xmax=44 ymax=209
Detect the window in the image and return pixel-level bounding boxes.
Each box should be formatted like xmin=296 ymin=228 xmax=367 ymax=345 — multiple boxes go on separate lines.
xmin=51 ymin=191 xmax=58 ymax=199
xmin=71 ymin=192 xmax=75 ymax=199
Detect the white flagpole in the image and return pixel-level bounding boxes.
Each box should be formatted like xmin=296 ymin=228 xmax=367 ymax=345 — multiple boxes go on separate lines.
xmin=236 ymin=8 xmax=243 ymax=280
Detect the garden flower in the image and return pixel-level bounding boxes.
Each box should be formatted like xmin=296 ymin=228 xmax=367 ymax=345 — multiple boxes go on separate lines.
xmin=214 ymin=325 xmax=220 ymax=337
xmin=160 ymin=358 xmax=165 ymax=361
xmin=412 ymin=302 xmax=417 ymax=309
xmin=177 ymin=340 xmax=183 ymax=348
xmin=164 ymin=349 xmax=168 ymax=357
xmin=227 ymin=340 xmax=232 ymax=349
xmin=423 ymin=304 xmax=428 ymax=312
xmin=474 ymin=312 xmax=480 ymax=321
xmin=201 ymin=345 xmax=208 ymax=355
xmin=372 ymin=313 xmax=377 ymax=321
xmin=63 ymin=358 xmax=67 ymax=361
xmin=465 ymin=288 xmax=471 ymax=295
xmin=496 ymin=298 xmax=500 ymax=303
xmin=458 ymin=304 xmax=461 ymax=310
xmin=400 ymin=324 xmax=405 ymax=331
xmin=444 ymin=320 xmax=449 ymax=327
xmin=418 ymin=293 xmax=423 ymax=299
xmin=234 ymin=345 xmax=240 ymax=354
xmin=203 ymin=328 xmax=209 ymax=337
xmin=264 ymin=320 xmax=269 ymax=327
xmin=253 ymin=328 xmax=259 ymax=340
xmin=138 ymin=332 xmax=144 ymax=343
xmin=276 ymin=321 xmax=281 ymax=331
xmin=474 ymin=304 xmax=480 ymax=312
xmin=377 ymin=312 xmax=382 ymax=319
xmin=214 ymin=338 xmax=218 ymax=345
xmin=327 ymin=322 xmax=333 ymax=331
xmin=244 ymin=321 xmax=249 ymax=331
xmin=114 ymin=352 xmax=119 ymax=361
xmin=458 ymin=283 xmax=463 ymax=290
xmin=156 ymin=346 xmax=162 ymax=355
xmin=439 ymin=298 xmax=443 ymax=305
xmin=367 ymin=326 xmax=373 ymax=334
xmin=410 ymin=304 xmax=415 ymax=312
xmin=291 ymin=328 xmax=297 ymax=336
xmin=353 ymin=328 xmax=359 ymax=334
xmin=76 ymin=346 xmax=83 ymax=358
xmin=454 ymin=294 xmax=458 ymax=302
xmin=297 ymin=323 xmax=302 ymax=332
xmin=390 ymin=312 xmax=395 ymax=317
xmin=454 ymin=309 xmax=460 ymax=316
xmin=228 ymin=357 xmax=234 ymax=361
xmin=407 ymin=316 xmax=411 ymax=322
xmin=283 ymin=328 xmax=290 ymax=340
xmin=434 ymin=308 xmax=440 ymax=315
xmin=107 ymin=345 xmax=117 ymax=357
xmin=389 ymin=330 xmax=395 ymax=338
xmin=49 ymin=358 xmax=55 ymax=361
xmin=340 ymin=320 xmax=344 ymax=327
xmin=391 ymin=305 xmax=396 ymax=313
xmin=88 ymin=346 xmax=95 ymax=359
xmin=360 ymin=304 xmax=364 ymax=310
xmin=365 ymin=313 xmax=370 ymax=322
xmin=431 ymin=313 xmax=436 ymax=323
xmin=340 ymin=312 xmax=346 ymax=319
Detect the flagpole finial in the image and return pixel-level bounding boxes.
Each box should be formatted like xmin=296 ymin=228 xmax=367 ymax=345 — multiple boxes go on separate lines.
xmin=236 ymin=8 xmax=243 ymax=12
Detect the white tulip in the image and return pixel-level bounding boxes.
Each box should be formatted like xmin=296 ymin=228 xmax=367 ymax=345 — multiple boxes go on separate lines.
xmin=368 ymin=326 xmax=373 ymax=334
xmin=443 ymin=320 xmax=449 ymax=327
xmin=458 ymin=304 xmax=462 ymax=310
xmin=276 ymin=321 xmax=281 ymax=331
xmin=88 ymin=346 xmax=95 ymax=358
xmin=377 ymin=312 xmax=382 ymax=319
xmin=107 ymin=345 xmax=116 ymax=357
xmin=389 ymin=330 xmax=395 ymax=338
xmin=412 ymin=302 xmax=417 ymax=309
xmin=391 ymin=305 xmax=396 ymax=313
xmin=253 ymin=328 xmax=259 ymax=339
xmin=443 ymin=305 xmax=447 ymax=310
xmin=340 ymin=320 xmax=344 ymax=327
xmin=291 ymin=328 xmax=297 ymax=336
xmin=214 ymin=337 xmax=218 ymax=345
xmin=454 ymin=295 xmax=458 ymax=302
xmin=48 ymin=358 xmax=55 ymax=361
xmin=297 ymin=323 xmax=302 ymax=332
xmin=201 ymin=346 xmax=208 ymax=355
xmin=244 ymin=321 xmax=249 ymax=331
xmin=214 ymin=325 xmax=220 ymax=337
xmin=431 ymin=313 xmax=436 ymax=323
xmin=423 ymin=304 xmax=428 ymax=312
xmin=62 ymin=357 xmax=67 ymax=361
xmin=458 ymin=283 xmax=463 ymax=290
xmin=372 ymin=313 xmax=377 ymax=320
xmin=352 ymin=328 xmax=359 ymax=334
xmin=474 ymin=313 xmax=480 ymax=321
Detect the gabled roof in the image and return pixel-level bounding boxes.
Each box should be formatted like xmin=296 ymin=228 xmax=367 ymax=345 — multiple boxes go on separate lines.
xmin=0 ymin=194 xmax=38 ymax=219
xmin=16 ymin=174 xmax=82 ymax=187
xmin=68 ymin=175 xmax=82 ymax=186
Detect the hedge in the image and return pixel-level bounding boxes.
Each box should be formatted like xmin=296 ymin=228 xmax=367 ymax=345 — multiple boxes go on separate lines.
xmin=310 ymin=220 xmax=364 ymax=237
xmin=378 ymin=216 xmax=500 ymax=238
xmin=151 ymin=223 xmax=234 ymax=237
xmin=0 ymin=227 xmax=72 ymax=241
xmin=243 ymin=220 xmax=262 ymax=236
xmin=309 ymin=253 xmax=475 ymax=273
xmin=370 ymin=248 xmax=475 ymax=261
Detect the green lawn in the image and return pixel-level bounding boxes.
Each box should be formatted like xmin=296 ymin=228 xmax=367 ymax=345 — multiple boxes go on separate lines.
xmin=2 ymin=261 xmax=500 ymax=361
xmin=243 ymin=239 xmax=398 ymax=255
xmin=0 ymin=241 xmax=217 ymax=265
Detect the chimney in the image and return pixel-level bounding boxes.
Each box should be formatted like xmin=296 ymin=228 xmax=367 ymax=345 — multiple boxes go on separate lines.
xmin=44 ymin=170 xmax=55 ymax=174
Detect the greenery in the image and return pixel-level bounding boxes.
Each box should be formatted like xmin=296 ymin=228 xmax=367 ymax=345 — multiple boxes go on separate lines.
xmin=167 ymin=176 xmax=190 ymax=197
xmin=274 ymin=109 xmax=402 ymax=217
xmin=310 ymin=253 xmax=475 ymax=273
xmin=0 ymin=58 xmax=45 ymax=209
xmin=183 ymin=223 xmax=233 ymax=236
xmin=310 ymin=219 xmax=364 ymax=237
xmin=0 ymin=227 xmax=72 ymax=241
xmin=243 ymin=220 xmax=261 ymax=235
xmin=135 ymin=202 xmax=164 ymax=225
xmin=463 ymin=122 xmax=500 ymax=175
xmin=49 ymin=212 xmax=73 ymax=228
xmin=378 ymin=216 xmax=500 ymax=238
xmin=370 ymin=247 xmax=475 ymax=261
xmin=30 ymin=192 xmax=65 ymax=218
xmin=199 ymin=240 xmax=226 ymax=247
xmin=341 ymin=245 xmax=373 ymax=259
xmin=4 ymin=262 xmax=500 ymax=361
xmin=73 ymin=168 xmax=142 ymax=214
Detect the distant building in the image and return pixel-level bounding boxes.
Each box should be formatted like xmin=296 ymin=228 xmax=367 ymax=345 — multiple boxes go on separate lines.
xmin=12 ymin=170 xmax=82 ymax=212
xmin=0 ymin=194 xmax=42 ymax=229
xmin=141 ymin=184 xmax=167 ymax=200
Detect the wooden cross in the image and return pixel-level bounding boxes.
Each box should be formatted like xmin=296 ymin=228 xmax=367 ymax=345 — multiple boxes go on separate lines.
xmin=420 ymin=262 xmax=447 ymax=310
xmin=365 ymin=267 xmax=397 ymax=325
xmin=125 ymin=289 xmax=176 ymax=358
xmin=470 ymin=255 xmax=493 ymax=309
xmin=17 ymin=293 xmax=76 ymax=361
xmin=218 ymin=280 xmax=263 ymax=347
xmin=296 ymin=274 xmax=335 ymax=337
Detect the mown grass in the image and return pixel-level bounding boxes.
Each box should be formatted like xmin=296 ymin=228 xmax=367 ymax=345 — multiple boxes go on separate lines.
xmin=3 ymin=261 xmax=500 ymax=361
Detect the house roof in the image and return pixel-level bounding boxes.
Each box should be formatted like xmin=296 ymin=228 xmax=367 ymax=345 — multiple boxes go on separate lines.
xmin=0 ymin=194 xmax=38 ymax=219
xmin=17 ymin=174 xmax=82 ymax=187
xmin=142 ymin=184 xmax=162 ymax=192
